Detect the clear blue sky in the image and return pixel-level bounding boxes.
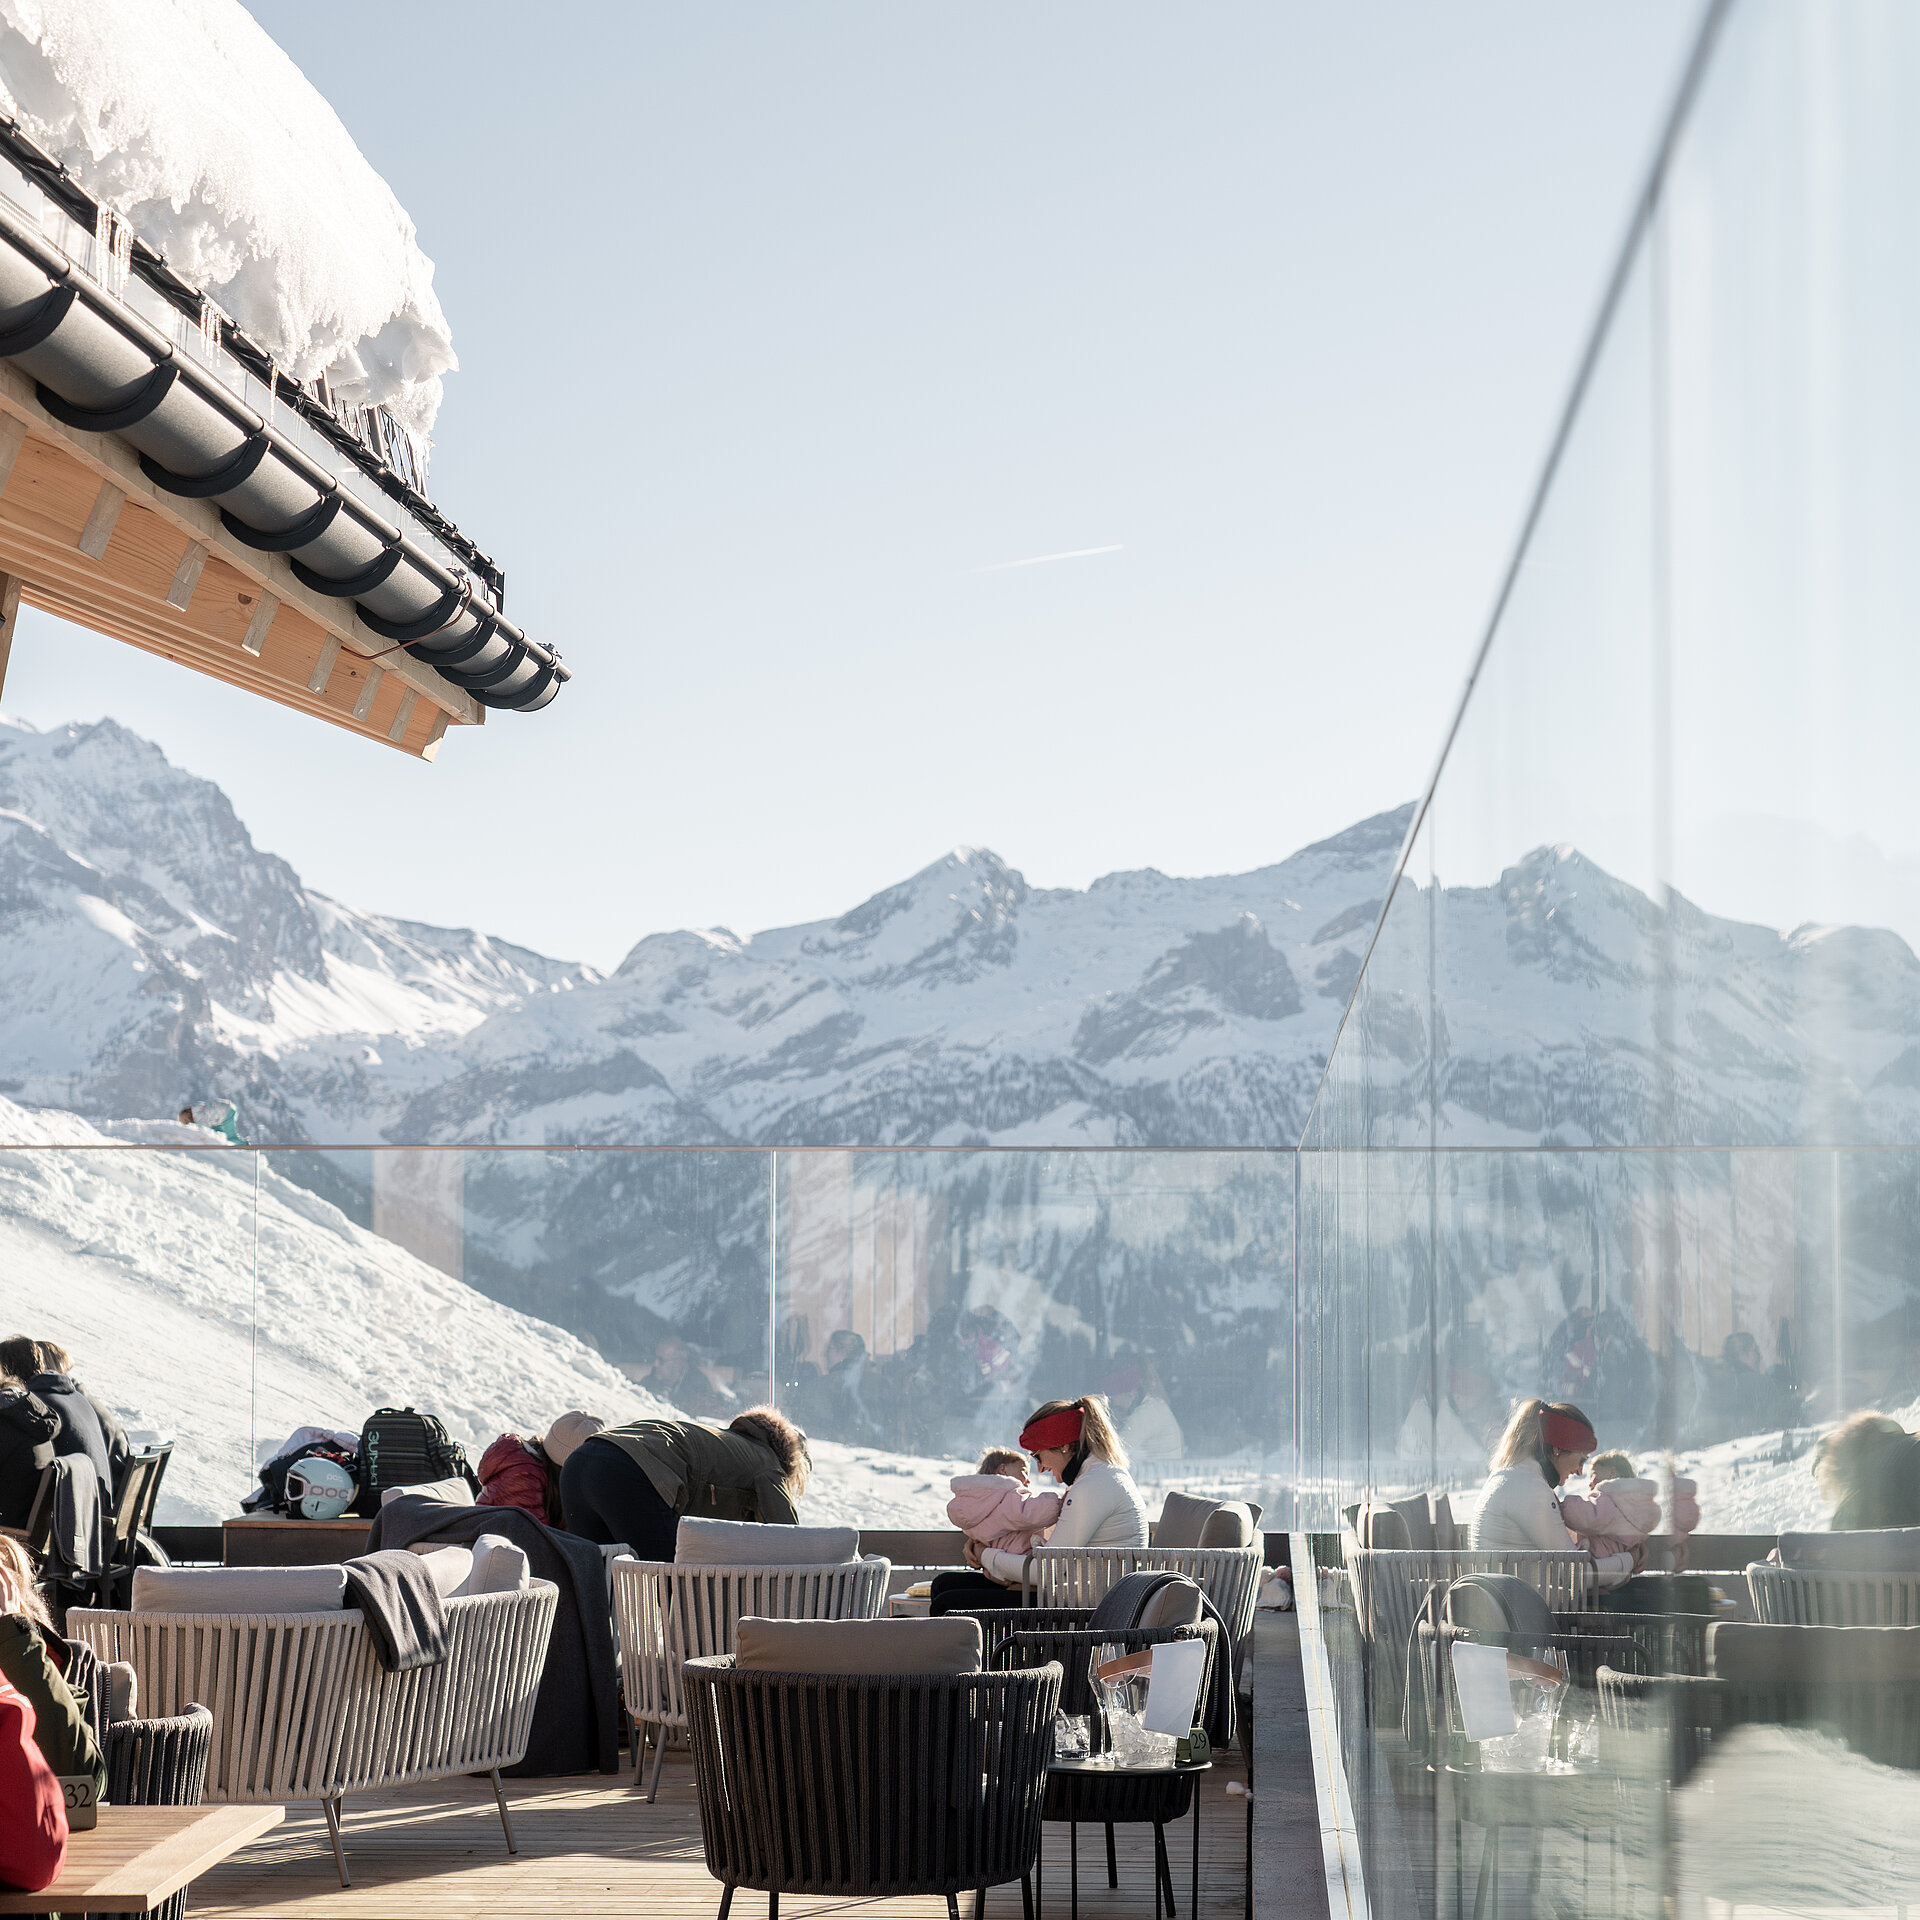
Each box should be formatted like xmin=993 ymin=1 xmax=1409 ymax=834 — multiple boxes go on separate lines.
xmin=3 ymin=3 xmax=1696 ymax=970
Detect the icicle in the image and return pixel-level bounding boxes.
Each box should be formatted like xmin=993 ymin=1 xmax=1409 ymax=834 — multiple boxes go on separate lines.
xmin=91 ymin=206 xmax=130 ymax=297
xmin=199 ymin=296 xmax=221 ymax=366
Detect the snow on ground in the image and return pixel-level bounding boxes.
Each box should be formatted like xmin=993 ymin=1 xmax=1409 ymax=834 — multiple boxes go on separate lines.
xmin=0 ymin=0 xmax=456 ymax=432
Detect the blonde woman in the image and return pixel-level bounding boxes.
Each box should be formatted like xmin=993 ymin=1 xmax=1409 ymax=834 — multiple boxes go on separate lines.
xmin=930 ymin=1395 xmax=1149 ymax=1615
xmin=1468 ymin=1397 xmax=1636 ymax=1582
xmin=0 ymin=1536 xmax=104 ymax=1795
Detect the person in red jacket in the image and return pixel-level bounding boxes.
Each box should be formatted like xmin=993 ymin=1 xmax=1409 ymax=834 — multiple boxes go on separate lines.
xmin=0 ymin=1671 xmax=67 ymax=1893
xmin=475 ymin=1414 xmax=602 ymax=1527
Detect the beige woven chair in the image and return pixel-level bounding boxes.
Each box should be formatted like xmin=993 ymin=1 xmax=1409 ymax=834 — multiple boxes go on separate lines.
xmin=610 ymin=1556 xmax=891 ymax=1801
xmin=1747 ymin=1563 xmax=1920 ymax=1626
xmin=70 ymin=1582 xmax=558 ymax=1885
xmin=1018 ymin=1543 xmax=1265 ymax=1646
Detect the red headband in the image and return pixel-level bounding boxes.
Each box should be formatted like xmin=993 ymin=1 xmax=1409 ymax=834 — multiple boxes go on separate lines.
xmin=1540 ymin=1410 xmax=1597 ymax=1455
xmin=1020 ymin=1407 xmax=1085 ymax=1453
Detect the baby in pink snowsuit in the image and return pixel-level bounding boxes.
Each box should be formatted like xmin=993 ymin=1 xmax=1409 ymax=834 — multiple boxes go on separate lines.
xmin=1557 ymin=1450 xmax=1663 ymax=1563
xmin=946 ymin=1447 xmax=1063 ymax=1556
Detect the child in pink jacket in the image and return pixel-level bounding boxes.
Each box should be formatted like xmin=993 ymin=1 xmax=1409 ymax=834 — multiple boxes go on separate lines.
xmin=1557 ymin=1450 xmax=1663 ymax=1564
xmin=946 ymin=1446 xmax=1063 ymax=1556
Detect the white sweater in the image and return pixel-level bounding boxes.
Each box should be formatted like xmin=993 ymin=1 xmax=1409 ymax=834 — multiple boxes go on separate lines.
xmin=1469 ymin=1463 xmax=1636 ymax=1584
xmin=978 ymin=1457 xmax=1149 ymax=1585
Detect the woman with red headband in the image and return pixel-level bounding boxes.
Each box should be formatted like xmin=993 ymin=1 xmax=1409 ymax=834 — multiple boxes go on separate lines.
xmin=1467 ymin=1397 xmax=1637 ymax=1582
xmin=929 ymin=1395 xmax=1149 ymax=1616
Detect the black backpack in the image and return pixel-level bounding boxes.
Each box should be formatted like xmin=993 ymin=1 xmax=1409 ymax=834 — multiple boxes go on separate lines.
xmin=352 ymin=1407 xmax=478 ymax=1516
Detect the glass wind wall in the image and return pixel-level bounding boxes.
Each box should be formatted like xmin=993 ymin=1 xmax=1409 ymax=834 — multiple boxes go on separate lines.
xmin=1298 ymin=3 xmax=1920 ymax=1912
xmin=0 ymin=1143 xmax=1291 ymax=1531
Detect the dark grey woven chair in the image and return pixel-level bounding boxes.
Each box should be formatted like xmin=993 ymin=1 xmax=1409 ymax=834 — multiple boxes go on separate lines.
xmin=86 ymin=1704 xmax=213 ymax=1920
xmin=684 ymin=1653 xmax=1060 ymax=1920
xmin=972 ymin=1607 xmax=1223 ymax=1920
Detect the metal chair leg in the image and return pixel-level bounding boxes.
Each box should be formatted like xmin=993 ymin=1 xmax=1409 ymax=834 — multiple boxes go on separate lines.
xmin=647 ymin=1725 xmax=669 ymax=1803
xmin=1023 ymin=1870 xmax=1035 ymax=1920
xmin=1192 ymin=1791 xmax=1201 ymax=1920
xmin=946 ymin=1896 xmax=961 ymax=1920
xmin=1071 ymin=1817 xmax=1079 ymax=1920
xmin=1106 ymin=1822 xmax=1119 ymax=1887
xmin=973 ymin=1889 xmax=986 ymax=1920
xmin=322 ymin=1795 xmax=350 ymax=1888
xmin=769 ymin=1895 xmax=778 ymax=1920
xmin=490 ymin=1769 xmax=517 ymax=1853
xmin=717 ymin=1886 xmax=734 ymax=1920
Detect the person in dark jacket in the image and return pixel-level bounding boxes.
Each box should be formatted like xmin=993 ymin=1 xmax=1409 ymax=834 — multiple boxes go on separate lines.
xmin=559 ymin=1406 xmax=809 ymax=1560
xmin=0 ymin=1339 xmax=121 ymax=1499
xmin=0 ymin=1385 xmax=57 ymax=1532
xmin=32 ymin=1344 xmax=128 ymax=1492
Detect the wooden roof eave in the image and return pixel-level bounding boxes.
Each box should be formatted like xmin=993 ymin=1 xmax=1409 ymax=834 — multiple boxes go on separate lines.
xmin=0 ymin=361 xmax=481 ymax=760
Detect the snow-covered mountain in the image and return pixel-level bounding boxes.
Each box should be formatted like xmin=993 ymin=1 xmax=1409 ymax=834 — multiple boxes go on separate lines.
xmin=10 ymin=711 xmax=1920 ymax=1485
xmin=0 ymin=717 xmax=596 ymax=1139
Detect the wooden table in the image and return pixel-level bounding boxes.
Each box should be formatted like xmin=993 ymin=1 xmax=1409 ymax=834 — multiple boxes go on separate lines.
xmin=223 ymin=1516 xmax=370 ymax=1567
xmin=0 ymin=1804 xmax=284 ymax=1913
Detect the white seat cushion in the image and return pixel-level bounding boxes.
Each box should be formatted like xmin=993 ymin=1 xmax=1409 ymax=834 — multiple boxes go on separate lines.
xmin=131 ymin=1565 xmax=348 ymax=1613
xmin=675 ymin=1517 xmax=857 ymax=1565
xmin=409 ymin=1544 xmax=475 ymax=1598
xmin=379 ymin=1477 xmax=475 ymax=1508
xmin=466 ymin=1533 xmax=531 ymax=1595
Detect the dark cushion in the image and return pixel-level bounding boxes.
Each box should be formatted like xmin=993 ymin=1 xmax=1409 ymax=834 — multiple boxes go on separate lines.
xmin=1138 ymin=1579 xmax=1205 ymax=1629
xmin=1711 ymin=1621 xmax=1920 ymax=1685
xmin=1355 ymin=1502 xmax=1411 ymax=1551
xmin=1388 ymin=1495 xmax=1435 ymax=1551
xmin=1776 ymin=1528 xmax=1920 ymax=1571
xmin=1199 ymin=1502 xmax=1255 ymax=1550
xmin=734 ymin=1615 xmax=982 ymax=1675
xmin=1155 ymin=1490 xmax=1218 ymax=1550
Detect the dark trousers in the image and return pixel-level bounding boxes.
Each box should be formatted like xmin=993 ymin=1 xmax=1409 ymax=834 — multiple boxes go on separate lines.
xmin=559 ymin=1439 xmax=679 ymax=1560
xmin=929 ymin=1567 xmax=1028 ymax=1616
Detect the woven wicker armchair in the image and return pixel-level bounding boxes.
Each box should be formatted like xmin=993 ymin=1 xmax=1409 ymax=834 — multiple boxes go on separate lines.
xmin=1747 ymin=1563 xmax=1920 ymax=1626
xmin=611 ymin=1556 xmax=891 ymax=1801
xmin=71 ymin=1582 xmax=558 ymax=1885
xmin=684 ymin=1651 xmax=1060 ymax=1920
xmin=1019 ymin=1546 xmax=1264 ymax=1647
xmin=95 ymin=1704 xmax=214 ymax=1920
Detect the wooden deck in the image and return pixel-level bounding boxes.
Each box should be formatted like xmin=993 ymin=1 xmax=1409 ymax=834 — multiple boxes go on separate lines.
xmin=192 ymin=1746 xmax=1252 ymax=1920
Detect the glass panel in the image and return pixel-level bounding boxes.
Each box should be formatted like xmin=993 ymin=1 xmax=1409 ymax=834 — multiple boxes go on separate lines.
xmin=773 ymin=1149 xmax=1294 ymax=1519
xmin=0 ymin=1134 xmax=256 ymax=1527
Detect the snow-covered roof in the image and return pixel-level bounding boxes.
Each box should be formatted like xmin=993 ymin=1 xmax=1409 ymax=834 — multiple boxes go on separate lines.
xmin=0 ymin=2 xmax=567 ymax=732
xmin=0 ymin=0 xmax=454 ymax=437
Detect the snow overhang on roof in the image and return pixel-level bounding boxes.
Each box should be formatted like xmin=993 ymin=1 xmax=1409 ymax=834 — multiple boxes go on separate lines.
xmin=0 ymin=117 xmax=566 ymax=756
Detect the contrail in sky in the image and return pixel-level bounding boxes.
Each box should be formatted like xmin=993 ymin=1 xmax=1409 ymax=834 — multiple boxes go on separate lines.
xmin=971 ymin=543 xmax=1124 ymax=574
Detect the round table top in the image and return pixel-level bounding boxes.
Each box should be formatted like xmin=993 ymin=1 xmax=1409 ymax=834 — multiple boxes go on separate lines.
xmin=1047 ymin=1754 xmax=1213 ymax=1777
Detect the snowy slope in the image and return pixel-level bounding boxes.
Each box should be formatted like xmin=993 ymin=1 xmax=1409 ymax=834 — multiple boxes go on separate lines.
xmin=0 ymin=0 xmax=456 ymax=431
xmin=0 ymin=1093 xmax=969 ymax=1529
xmin=0 ymin=1096 xmax=669 ymax=1523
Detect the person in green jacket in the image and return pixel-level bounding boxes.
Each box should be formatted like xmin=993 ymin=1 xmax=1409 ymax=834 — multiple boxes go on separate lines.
xmin=558 ymin=1406 xmax=810 ymax=1559
xmin=0 ymin=1536 xmax=105 ymax=1797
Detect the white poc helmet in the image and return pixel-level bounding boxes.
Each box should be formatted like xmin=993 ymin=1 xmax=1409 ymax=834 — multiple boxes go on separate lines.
xmin=285 ymin=1455 xmax=357 ymax=1520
